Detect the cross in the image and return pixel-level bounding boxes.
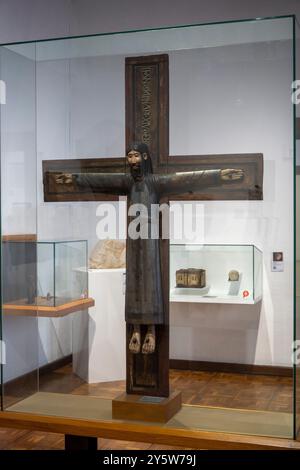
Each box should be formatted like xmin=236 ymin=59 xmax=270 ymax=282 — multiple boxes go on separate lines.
xmin=43 ymin=54 xmax=263 ymax=398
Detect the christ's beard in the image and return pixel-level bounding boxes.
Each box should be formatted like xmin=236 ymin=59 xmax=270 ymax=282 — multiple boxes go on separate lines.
xmin=131 ymin=165 xmax=143 ymax=181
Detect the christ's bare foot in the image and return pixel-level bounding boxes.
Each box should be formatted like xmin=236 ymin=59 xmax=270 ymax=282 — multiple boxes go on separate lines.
xmin=142 ymin=326 xmax=156 ymax=354
xmin=129 ymin=330 xmax=141 ymax=354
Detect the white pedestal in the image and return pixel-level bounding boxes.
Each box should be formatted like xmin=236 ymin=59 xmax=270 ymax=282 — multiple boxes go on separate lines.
xmin=72 ymin=268 xmax=126 ymax=384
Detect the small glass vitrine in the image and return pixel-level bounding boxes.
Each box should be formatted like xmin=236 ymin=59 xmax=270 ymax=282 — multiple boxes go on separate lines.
xmin=2 ymin=239 xmax=89 ymax=313
xmin=170 ymin=244 xmax=262 ymax=304
xmin=37 ymin=240 xmax=88 ymax=307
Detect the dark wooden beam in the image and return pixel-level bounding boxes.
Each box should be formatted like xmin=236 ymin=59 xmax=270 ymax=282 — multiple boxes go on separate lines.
xmin=125 ymin=54 xmax=169 ymax=166
xmin=43 ymin=153 xmax=263 ymax=202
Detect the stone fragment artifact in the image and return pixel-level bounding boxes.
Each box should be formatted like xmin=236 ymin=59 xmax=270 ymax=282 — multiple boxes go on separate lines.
xmin=89 ymin=239 xmax=126 ymax=269
xmin=228 ymin=270 xmax=240 ymax=282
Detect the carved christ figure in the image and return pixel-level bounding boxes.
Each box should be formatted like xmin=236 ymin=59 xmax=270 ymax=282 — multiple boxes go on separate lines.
xmin=56 ymin=142 xmax=244 ymax=355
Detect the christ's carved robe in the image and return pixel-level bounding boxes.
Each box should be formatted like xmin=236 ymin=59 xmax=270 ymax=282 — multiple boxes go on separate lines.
xmin=70 ymin=169 xmax=221 ymax=325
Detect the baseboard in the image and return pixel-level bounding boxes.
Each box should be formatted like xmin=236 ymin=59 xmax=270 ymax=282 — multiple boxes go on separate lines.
xmin=4 ymin=354 xmax=72 ymax=390
xmin=169 ymin=359 xmax=293 ymax=377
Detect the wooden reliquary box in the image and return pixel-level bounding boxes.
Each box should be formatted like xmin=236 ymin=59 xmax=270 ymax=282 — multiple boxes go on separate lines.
xmin=176 ymin=268 xmax=206 ymax=288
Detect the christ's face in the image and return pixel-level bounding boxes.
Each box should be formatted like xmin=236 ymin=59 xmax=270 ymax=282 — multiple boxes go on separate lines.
xmin=127 ymin=150 xmax=142 ymax=169
xmin=127 ymin=149 xmax=144 ymax=180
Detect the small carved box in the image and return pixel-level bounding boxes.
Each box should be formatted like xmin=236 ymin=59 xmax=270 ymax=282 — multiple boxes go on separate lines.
xmin=187 ymin=268 xmax=206 ymax=288
xmin=176 ymin=269 xmax=189 ymax=287
xmin=176 ymin=268 xmax=206 ymax=288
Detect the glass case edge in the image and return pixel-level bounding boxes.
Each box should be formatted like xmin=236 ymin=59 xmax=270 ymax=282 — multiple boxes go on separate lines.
xmin=0 ymin=14 xmax=296 ymax=48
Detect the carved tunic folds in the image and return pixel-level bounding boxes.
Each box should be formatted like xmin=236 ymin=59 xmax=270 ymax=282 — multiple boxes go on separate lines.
xmin=74 ymin=169 xmax=221 ymax=325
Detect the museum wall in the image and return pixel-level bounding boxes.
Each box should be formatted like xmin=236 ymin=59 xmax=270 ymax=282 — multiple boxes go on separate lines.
xmin=0 ymin=0 xmax=299 ymax=109
xmin=0 ymin=0 xmax=299 ymax=43
xmin=0 ymin=0 xmax=299 ymax=117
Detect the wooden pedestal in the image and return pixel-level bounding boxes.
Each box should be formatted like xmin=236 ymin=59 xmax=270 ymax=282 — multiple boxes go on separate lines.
xmin=112 ymin=390 xmax=182 ymax=423
xmin=65 ymin=434 xmax=98 ymax=450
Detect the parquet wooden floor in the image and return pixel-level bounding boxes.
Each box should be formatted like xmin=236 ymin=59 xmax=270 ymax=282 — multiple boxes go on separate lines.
xmin=37 ymin=366 xmax=293 ymax=413
xmin=0 ymin=366 xmax=293 ymax=450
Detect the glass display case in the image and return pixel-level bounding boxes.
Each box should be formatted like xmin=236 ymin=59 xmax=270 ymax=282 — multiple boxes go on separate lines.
xmin=37 ymin=240 xmax=88 ymax=307
xmin=170 ymin=244 xmax=262 ymax=304
xmin=0 ymin=15 xmax=298 ymax=447
xmin=3 ymin=239 xmax=91 ymax=316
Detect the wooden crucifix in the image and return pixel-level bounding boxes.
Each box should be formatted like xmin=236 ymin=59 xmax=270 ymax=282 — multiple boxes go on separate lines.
xmin=43 ymin=54 xmax=263 ymax=403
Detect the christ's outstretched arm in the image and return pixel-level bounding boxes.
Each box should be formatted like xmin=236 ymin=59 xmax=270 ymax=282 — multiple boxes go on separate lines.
xmin=157 ymin=169 xmax=244 ymax=197
xmin=47 ymin=172 xmax=131 ymax=196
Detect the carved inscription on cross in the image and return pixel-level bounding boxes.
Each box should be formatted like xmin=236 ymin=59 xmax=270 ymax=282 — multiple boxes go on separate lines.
xmin=43 ymin=54 xmax=263 ymax=398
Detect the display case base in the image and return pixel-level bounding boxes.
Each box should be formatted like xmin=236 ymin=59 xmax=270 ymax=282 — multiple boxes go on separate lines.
xmin=3 ymin=297 xmax=95 ymax=317
xmin=112 ymin=390 xmax=182 ymax=423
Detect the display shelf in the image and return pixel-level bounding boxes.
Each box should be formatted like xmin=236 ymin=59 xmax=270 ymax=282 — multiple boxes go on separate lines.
xmin=170 ymin=244 xmax=262 ymax=305
xmin=3 ymin=297 xmax=94 ymax=317
xmin=170 ymin=289 xmax=262 ymax=305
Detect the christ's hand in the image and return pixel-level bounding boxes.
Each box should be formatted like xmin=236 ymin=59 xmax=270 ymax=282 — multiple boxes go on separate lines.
xmin=220 ymin=169 xmax=244 ymax=182
xmin=55 ymin=173 xmax=74 ymax=184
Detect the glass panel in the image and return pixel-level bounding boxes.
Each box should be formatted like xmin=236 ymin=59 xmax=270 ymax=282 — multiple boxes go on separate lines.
xmin=166 ymin=15 xmax=294 ymax=439
xmin=54 ymin=241 xmax=88 ymax=306
xmin=37 ymin=242 xmax=55 ymax=307
xmin=294 ymin=16 xmax=299 ymax=441
xmin=254 ymin=246 xmax=263 ymax=302
xmin=296 ymin=173 xmax=300 ymax=439
xmin=0 ymin=43 xmax=38 ymax=409
xmin=0 ymin=16 xmax=295 ymax=441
